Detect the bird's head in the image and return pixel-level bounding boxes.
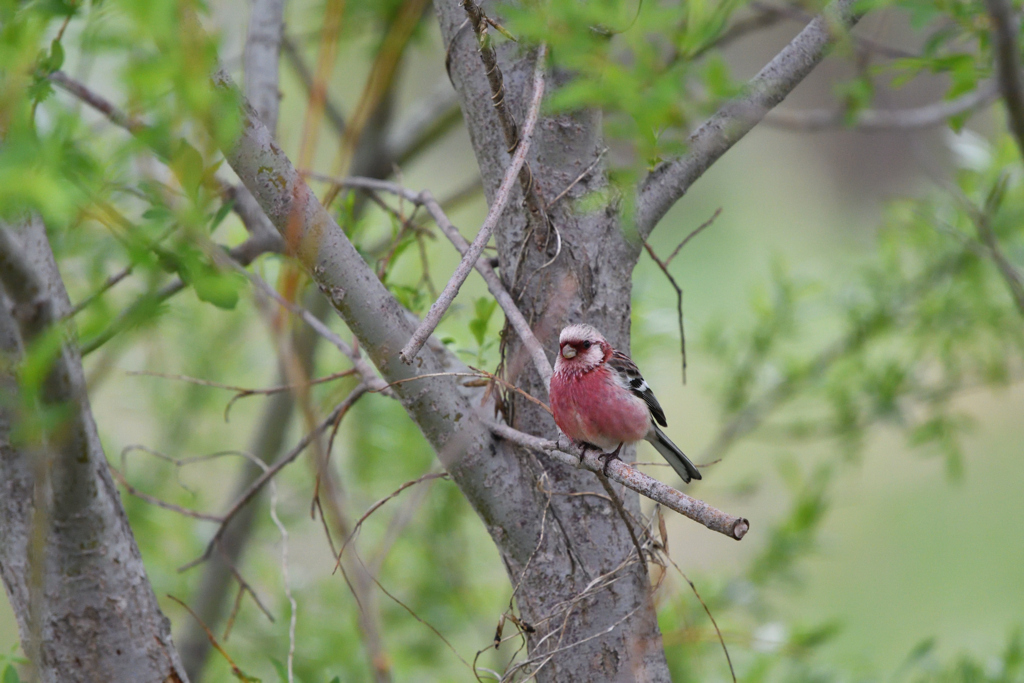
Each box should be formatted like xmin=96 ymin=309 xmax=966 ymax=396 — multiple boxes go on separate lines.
xmin=556 ymin=323 xmax=610 ymax=373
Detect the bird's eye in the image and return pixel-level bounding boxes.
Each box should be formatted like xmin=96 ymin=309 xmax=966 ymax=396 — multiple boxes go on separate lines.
xmin=582 ymin=341 xmax=592 ymax=349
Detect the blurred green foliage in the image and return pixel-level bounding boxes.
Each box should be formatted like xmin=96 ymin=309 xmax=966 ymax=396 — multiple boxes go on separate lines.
xmin=2 ymin=0 xmax=1024 ymax=680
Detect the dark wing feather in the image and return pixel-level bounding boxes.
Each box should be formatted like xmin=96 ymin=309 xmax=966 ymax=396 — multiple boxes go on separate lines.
xmin=608 ymin=349 xmax=667 ymax=427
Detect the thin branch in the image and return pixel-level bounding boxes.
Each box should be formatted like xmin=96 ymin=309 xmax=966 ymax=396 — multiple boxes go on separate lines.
xmin=49 ymin=70 xmax=144 ymax=132
xmin=267 ymin=474 xmax=297 ymax=683
xmin=107 ymin=464 xmax=224 ymax=522
xmin=637 ymin=0 xmax=862 ymax=238
xmin=462 ymin=0 xmax=549 ymax=230
xmin=235 ymin=268 xmax=394 ymax=397
xmin=332 ymin=471 xmax=450 ymax=572
xmin=643 ymin=209 xmax=721 ymax=382
xmin=179 ymin=387 xmax=367 ymax=572
xmin=488 ymin=422 xmax=749 ymax=540
xmin=965 ymin=198 xmax=1024 ymax=316
xmin=80 ymin=233 xmax=281 ymax=355
xmin=399 ymin=43 xmax=548 ymax=364
xmin=385 ymin=79 xmax=463 ymax=163
xmin=282 ymin=35 xmax=347 ymax=135
xmin=308 ymin=173 xmax=554 ymax=385
xmin=764 ymin=82 xmax=998 ymax=131
xmin=167 ymin=596 xmax=253 ymax=680
xmin=985 ymin=0 xmax=1024 ymax=163
xmin=127 ymin=368 xmax=356 ymax=421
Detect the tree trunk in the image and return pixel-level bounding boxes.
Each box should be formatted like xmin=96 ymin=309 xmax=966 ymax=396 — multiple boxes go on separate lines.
xmin=0 ymin=218 xmax=190 ymax=683
xmin=434 ymin=3 xmax=669 ymax=680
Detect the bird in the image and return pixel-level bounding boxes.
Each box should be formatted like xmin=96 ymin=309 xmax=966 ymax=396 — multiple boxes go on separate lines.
xmin=548 ymin=323 xmax=702 ymax=483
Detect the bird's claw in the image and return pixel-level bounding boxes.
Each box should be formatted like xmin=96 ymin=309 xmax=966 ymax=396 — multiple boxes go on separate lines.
xmin=597 ymin=443 xmax=624 ymax=476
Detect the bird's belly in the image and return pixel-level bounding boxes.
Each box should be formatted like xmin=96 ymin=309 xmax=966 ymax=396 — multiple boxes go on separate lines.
xmin=551 ymin=370 xmax=650 ymax=450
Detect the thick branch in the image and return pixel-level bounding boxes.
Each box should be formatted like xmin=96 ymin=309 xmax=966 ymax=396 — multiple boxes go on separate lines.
xmin=0 ymin=218 xmax=189 ymax=683
xmin=637 ymin=0 xmax=862 ymax=238
xmin=244 ymin=0 xmax=285 ymax=134
xmin=488 ymin=423 xmax=749 ymax=541
xmin=399 ymin=44 xmax=547 ymax=363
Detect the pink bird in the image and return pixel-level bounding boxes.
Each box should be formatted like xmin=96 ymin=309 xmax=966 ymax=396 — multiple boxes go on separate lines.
xmin=548 ymin=323 xmax=702 ymax=483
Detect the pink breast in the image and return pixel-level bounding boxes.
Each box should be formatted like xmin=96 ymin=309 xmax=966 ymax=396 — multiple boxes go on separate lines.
xmin=551 ymin=368 xmax=650 ymax=449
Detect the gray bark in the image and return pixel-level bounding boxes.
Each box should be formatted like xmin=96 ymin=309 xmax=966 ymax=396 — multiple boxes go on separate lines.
xmin=435 ymin=3 xmax=669 ymax=680
xmin=0 ymin=218 xmax=189 ymax=683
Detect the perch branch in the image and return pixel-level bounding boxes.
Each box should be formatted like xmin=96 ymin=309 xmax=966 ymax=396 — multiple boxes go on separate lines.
xmin=488 ymin=422 xmax=749 ymax=540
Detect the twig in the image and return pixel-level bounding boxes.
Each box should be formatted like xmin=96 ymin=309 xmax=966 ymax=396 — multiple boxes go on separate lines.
xmin=643 ymin=209 xmax=721 ymax=382
xmin=235 ymin=267 xmax=394 ymax=397
xmin=985 ymin=0 xmax=1024 ymax=164
xmin=370 ymin=369 xmax=551 ymax=414
xmin=963 ymin=197 xmax=1024 ymax=316
xmin=106 ymin=464 xmax=224 ymax=522
xmin=167 ymin=596 xmax=255 ymax=681
xmin=332 ymin=471 xmax=450 ymax=573
xmin=764 ymin=82 xmax=998 ymax=131
xmin=314 ymin=174 xmax=553 ymax=385
xmin=49 ymin=70 xmax=144 ymax=132
xmin=399 ymin=43 xmax=548 ymax=364
xmin=64 ymin=264 xmax=135 ymax=318
xmin=462 ymin=0 xmax=549 ymax=230
xmin=657 ymin=518 xmax=736 ymax=683
xmin=596 ymin=475 xmax=647 ymax=570
xmin=546 ymin=150 xmax=607 ymax=210
xmin=80 ymin=233 xmax=281 ymax=355
xmin=127 ymin=368 xmax=357 ymax=421
xmin=488 ymin=422 xmax=749 ymax=540
xmin=637 ymin=0 xmax=862 ymax=238
xmin=267 ymin=472 xmax=296 ymax=683
xmin=282 ymin=35 xmax=347 ymax=134
xmin=179 ymin=388 xmax=366 ymax=572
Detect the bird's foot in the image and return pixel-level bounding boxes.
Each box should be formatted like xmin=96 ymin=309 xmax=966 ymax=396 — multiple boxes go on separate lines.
xmin=575 ymin=442 xmax=600 ymax=468
xmin=597 ymin=443 xmax=624 ymax=476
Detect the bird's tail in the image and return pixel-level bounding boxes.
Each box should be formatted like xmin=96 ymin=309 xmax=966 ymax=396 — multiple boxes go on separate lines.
xmin=648 ymin=426 xmax=702 ymax=483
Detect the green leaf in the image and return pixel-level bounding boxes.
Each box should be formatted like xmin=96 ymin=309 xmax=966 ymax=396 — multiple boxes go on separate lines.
xmin=268 ymin=657 xmax=288 ymax=683
xmin=189 ymin=267 xmax=244 ymax=310
xmin=48 ymin=38 xmax=65 ymax=72
xmin=210 ymin=198 xmax=235 ymax=232
xmin=468 ymin=297 xmax=498 ymax=347
xmin=170 ymin=141 xmax=205 ymax=198
xmin=3 ymin=665 xmax=22 ymax=683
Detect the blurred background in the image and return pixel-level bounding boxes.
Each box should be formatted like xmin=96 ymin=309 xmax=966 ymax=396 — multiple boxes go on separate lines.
xmin=1 ymin=1 xmax=1022 ymax=681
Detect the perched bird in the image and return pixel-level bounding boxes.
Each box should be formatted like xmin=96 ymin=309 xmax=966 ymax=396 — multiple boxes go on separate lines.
xmin=548 ymin=323 xmax=702 ymax=483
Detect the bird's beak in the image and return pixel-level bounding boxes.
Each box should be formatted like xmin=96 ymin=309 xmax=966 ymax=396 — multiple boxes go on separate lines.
xmin=561 ymin=345 xmax=576 ymax=359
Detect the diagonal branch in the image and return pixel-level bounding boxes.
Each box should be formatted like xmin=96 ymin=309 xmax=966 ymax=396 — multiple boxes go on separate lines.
xmin=488 ymin=423 xmax=749 ymax=541
xmin=764 ymin=82 xmax=999 ymax=131
xmin=308 ymin=173 xmax=553 ymax=385
xmin=636 ymin=0 xmax=863 ymax=238
xmin=398 ymin=43 xmax=547 ymax=364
